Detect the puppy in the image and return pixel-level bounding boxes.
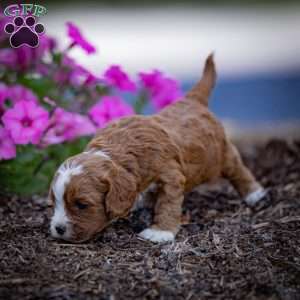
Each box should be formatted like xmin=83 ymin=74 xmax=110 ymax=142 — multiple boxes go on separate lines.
xmin=49 ymin=54 xmax=266 ymax=243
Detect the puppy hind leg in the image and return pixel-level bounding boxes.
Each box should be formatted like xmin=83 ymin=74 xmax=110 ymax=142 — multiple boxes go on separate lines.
xmin=222 ymin=142 xmax=266 ymax=206
xmin=139 ymin=165 xmax=185 ymax=243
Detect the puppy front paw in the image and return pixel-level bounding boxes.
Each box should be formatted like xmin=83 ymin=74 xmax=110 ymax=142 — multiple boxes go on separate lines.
xmin=244 ymin=187 xmax=267 ymax=206
xmin=138 ymin=228 xmax=175 ymax=243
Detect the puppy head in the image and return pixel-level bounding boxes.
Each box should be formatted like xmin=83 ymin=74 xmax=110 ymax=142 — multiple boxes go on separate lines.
xmin=49 ymin=151 xmax=137 ymax=242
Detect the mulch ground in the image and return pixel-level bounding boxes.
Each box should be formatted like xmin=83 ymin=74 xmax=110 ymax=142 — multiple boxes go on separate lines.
xmin=0 ymin=139 xmax=300 ymax=300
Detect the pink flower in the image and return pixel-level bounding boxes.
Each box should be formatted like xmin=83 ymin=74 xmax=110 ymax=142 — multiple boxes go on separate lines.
xmin=36 ymin=63 xmax=49 ymax=76
xmin=0 ymin=36 xmax=55 ymax=71
xmin=54 ymin=55 xmax=99 ymax=86
xmin=69 ymin=64 xmax=98 ymax=86
xmin=0 ymin=46 xmax=35 ymax=71
xmin=139 ymin=70 xmax=182 ymax=110
xmin=0 ymin=49 xmax=16 ymax=68
xmin=72 ymin=113 xmax=96 ymax=136
xmin=103 ymin=65 xmax=136 ymax=92
xmin=15 ymin=46 xmax=35 ymax=70
xmin=43 ymin=108 xmax=96 ymax=145
xmin=36 ymin=35 xmax=56 ymax=57
xmin=0 ymin=13 xmax=11 ymax=43
xmin=0 ymin=14 xmax=54 ymax=70
xmin=8 ymin=84 xmax=38 ymax=103
xmin=0 ymin=84 xmax=37 ymax=116
xmin=66 ymin=22 xmax=96 ymax=55
xmin=139 ymin=70 xmax=161 ymax=90
xmin=1 ymin=8 xmax=55 ymax=70
xmin=151 ymin=78 xmax=182 ymax=109
xmin=89 ymin=96 xmax=134 ymax=127
xmin=0 ymin=126 xmax=16 ymax=160
xmin=2 ymin=100 xmax=49 ymax=145
xmin=0 ymin=83 xmax=9 ymax=116
xmin=53 ymin=55 xmax=75 ymax=84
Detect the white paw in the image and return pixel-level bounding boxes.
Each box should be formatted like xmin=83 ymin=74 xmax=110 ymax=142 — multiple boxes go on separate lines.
xmin=244 ymin=188 xmax=267 ymax=206
xmin=138 ymin=228 xmax=175 ymax=243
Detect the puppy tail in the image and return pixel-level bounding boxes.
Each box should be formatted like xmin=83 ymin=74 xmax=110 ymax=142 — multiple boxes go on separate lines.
xmin=186 ymin=53 xmax=216 ymax=106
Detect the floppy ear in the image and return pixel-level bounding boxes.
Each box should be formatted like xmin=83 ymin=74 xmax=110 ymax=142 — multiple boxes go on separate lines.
xmin=105 ymin=166 xmax=137 ymax=219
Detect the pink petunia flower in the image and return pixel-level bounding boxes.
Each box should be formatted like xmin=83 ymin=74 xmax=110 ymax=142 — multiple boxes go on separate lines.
xmin=0 ymin=36 xmax=55 ymax=72
xmin=0 ymin=48 xmax=16 ymax=68
xmin=151 ymin=78 xmax=182 ymax=109
xmin=0 ymin=14 xmax=54 ymax=71
xmin=35 ymin=35 xmax=56 ymax=57
xmin=54 ymin=55 xmax=99 ymax=86
xmin=53 ymin=55 xmax=75 ymax=84
xmin=0 ymin=46 xmax=33 ymax=71
xmin=139 ymin=70 xmax=182 ymax=110
xmin=0 ymin=83 xmax=9 ymax=116
xmin=66 ymin=22 xmax=96 ymax=55
xmin=2 ymin=100 xmax=49 ymax=145
xmin=0 ymin=14 xmax=8 ymax=43
xmin=89 ymin=96 xmax=134 ymax=128
xmin=103 ymin=65 xmax=136 ymax=92
xmin=43 ymin=108 xmax=96 ymax=145
xmin=69 ymin=64 xmax=99 ymax=87
xmin=0 ymin=126 xmax=16 ymax=160
xmin=0 ymin=84 xmax=37 ymax=117
xmin=8 ymin=84 xmax=38 ymax=103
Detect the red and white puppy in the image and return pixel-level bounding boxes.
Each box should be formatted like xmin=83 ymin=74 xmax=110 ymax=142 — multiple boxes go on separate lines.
xmin=49 ymin=55 xmax=266 ymax=243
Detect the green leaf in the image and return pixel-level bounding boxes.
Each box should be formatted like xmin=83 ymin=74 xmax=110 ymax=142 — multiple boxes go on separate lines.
xmin=52 ymin=52 xmax=63 ymax=65
xmin=18 ymin=75 xmax=56 ymax=100
xmin=134 ymin=89 xmax=149 ymax=114
xmin=0 ymin=138 xmax=89 ymax=196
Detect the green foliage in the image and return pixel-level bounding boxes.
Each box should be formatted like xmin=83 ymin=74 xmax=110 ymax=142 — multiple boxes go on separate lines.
xmin=18 ymin=75 xmax=57 ymax=100
xmin=0 ymin=138 xmax=89 ymax=196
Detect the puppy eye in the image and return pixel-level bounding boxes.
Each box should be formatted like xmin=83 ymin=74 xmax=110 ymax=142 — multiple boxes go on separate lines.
xmin=75 ymin=200 xmax=88 ymax=210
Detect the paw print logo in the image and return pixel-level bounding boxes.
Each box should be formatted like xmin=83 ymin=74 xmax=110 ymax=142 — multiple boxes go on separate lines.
xmin=4 ymin=16 xmax=45 ymax=48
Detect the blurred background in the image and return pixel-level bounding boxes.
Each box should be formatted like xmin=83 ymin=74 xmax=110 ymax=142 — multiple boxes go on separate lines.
xmin=5 ymin=0 xmax=300 ymax=139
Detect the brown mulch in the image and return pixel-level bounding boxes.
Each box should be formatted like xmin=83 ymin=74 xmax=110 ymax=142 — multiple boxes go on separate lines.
xmin=0 ymin=139 xmax=300 ymax=300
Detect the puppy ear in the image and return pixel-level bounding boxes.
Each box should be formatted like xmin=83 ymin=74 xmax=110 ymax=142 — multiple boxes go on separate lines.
xmin=105 ymin=166 xmax=137 ymax=219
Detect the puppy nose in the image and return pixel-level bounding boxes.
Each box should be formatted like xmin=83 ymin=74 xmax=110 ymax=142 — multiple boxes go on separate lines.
xmin=55 ymin=225 xmax=66 ymax=235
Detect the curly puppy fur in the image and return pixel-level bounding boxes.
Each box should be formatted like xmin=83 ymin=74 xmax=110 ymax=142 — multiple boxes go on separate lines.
xmin=49 ymin=54 xmax=265 ymax=243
